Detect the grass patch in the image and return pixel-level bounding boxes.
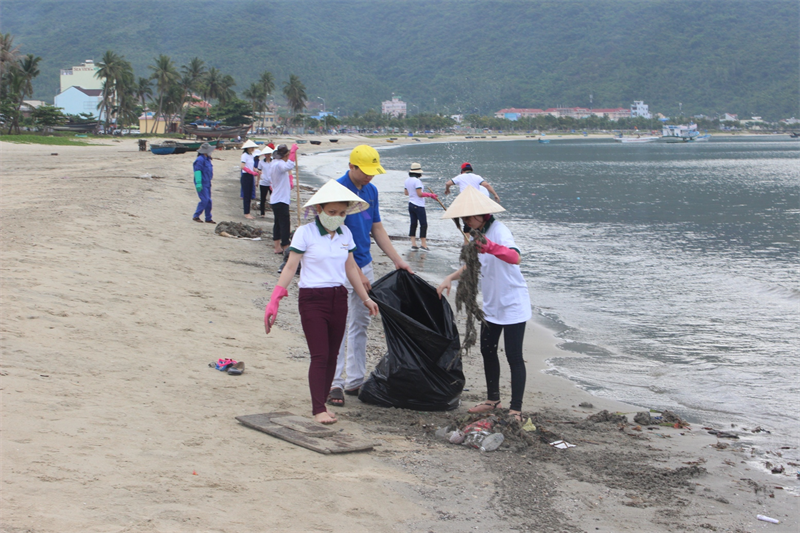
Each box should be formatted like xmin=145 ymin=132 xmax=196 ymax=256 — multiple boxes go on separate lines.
xmin=0 ymin=134 xmax=93 ymax=146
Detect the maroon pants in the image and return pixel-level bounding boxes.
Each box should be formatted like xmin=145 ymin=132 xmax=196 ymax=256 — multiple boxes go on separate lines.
xmin=298 ymin=286 xmax=348 ymax=415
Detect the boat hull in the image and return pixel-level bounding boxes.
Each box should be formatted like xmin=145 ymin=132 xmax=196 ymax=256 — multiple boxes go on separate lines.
xmin=150 ymin=146 xmax=176 ymax=155
xmin=614 ymin=136 xmax=659 ymax=143
xmin=183 ymin=124 xmax=250 ymax=140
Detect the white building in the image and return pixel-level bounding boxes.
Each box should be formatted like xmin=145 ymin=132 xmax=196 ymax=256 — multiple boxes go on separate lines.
xmin=631 ymin=101 xmax=651 ymax=119
xmin=381 ymin=96 xmax=407 ymax=118
xmin=60 ymin=60 xmax=102 ymax=93
xmin=54 ymin=86 xmax=103 ymax=119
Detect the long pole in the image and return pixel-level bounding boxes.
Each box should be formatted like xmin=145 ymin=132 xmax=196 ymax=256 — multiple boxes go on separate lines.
xmin=428 ymin=186 xmax=469 ymax=244
xmin=295 ymin=151 xmax=302 ymax=226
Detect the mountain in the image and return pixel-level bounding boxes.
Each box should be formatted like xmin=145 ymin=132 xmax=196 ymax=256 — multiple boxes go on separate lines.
xmin=3 ymin=0 xmax=798 ymax=120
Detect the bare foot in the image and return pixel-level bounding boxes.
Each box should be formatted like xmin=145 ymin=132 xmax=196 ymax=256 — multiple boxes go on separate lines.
xmin=509 ymin=410 xmax=523 ymax=424
xmin=244 ymin=214 xmax=255 ymax=220
xmin=314 ymin=412 xmax=337 ymax=424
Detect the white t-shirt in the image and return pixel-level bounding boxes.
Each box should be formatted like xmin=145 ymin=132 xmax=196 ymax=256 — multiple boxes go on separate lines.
xmin=453 ymin=173 xmax=490 ymax=197
xmin=289 ymin=219 xmax=356 ymax=289
xmin=269 ymin=159 xmax=295 ymax=205
xmin=259 ymin=159 xmax=273 ymax=187
xmin=241 ymin=152 xmax=255 ymax=173
xmin=475 ymin=218 xmax=532 ymax=325
xmin=404 ymin=176 xmax=425 ymax=207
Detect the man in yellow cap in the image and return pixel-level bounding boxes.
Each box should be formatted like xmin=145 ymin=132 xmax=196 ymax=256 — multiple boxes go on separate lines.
xmin=327 ymin=145 xmax=413 ymax=406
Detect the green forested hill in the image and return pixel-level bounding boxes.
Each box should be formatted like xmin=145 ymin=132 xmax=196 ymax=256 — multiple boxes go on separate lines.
xmin=3 ymin=0 xmax=798 ymax=120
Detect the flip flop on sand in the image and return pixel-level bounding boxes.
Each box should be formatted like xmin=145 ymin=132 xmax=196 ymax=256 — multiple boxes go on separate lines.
xmin=468 ymin=400 xmax=502 ymax=413
xmin=227 ymin=361 xmax=245 ymax=376
xmin=327 ymin=388 xmax=345 ymax=406
xmin=344 ymin=386 xmax=361 ymax=396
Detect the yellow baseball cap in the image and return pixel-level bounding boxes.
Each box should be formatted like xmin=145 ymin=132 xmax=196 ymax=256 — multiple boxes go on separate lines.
xmin=349 ymin=145 xmax=386 ymax=175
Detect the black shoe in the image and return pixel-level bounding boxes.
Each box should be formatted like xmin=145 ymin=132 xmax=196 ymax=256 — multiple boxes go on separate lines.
xmin=193 ymin=217 xmax=203 ymax=223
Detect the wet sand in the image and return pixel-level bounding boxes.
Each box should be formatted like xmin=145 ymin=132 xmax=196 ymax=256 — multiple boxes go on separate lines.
xmin=1 ymin=135 xmax=797 ymax=532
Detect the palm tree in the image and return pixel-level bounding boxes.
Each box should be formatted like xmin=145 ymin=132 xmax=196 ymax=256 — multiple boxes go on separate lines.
xmin=283 ymin=74 xmax=307 ymax=114
xmin=242 ymin=82 xmax=266 ymax=125
xmin=258 ymin=71 xmax=274 ymax=129
xmin=218 ymin=75 xmax=236 ymax=106
xmin=202 ymin=67 xmax=223 ymax=117
xmin=0 ymin=33 xmax=21 ymax=80
xmin=148 ymin=54 xmax=178 ymax=133
xmin=135 ymin=77 xmax=152 ymax=111
xmin=178 ymin=57 xmax=206 ymax=128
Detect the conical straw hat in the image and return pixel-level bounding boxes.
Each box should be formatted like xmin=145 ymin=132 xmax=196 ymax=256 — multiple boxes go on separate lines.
xmin=304 ymin=179 xmax=370 ymax=214
xmin=441 ymin=185 xmax=505 ymax=219
xmin=241 ymin=139 xmax=259 ymax=150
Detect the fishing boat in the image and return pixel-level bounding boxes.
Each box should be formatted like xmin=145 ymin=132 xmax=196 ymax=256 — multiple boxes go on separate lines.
xmin=614 ymin=135 xmax=659 ymax=143
xmin=693 ymin=134 xmax=711 ymax=142
xmin=53 ymin=122 xmax=98 ymax=133
xmin=150 ymin=144 xmax=176 ymax=155
xmin=179 ymin=140 xmax=218 ymax=151
xmin=184 ymin=123 xmax=251 ymax=140
xmin=789 ymin=131 xmax=799 ymax=138
xmin=329 ymin=139 xmax=339 ymax=143
xmin=296 ymin=140 xmax=308 ymax=144
xmin=310 ymin=140 xmax=321 ymax=145
xmin=538 ymin=138 xmax=550 ymax=144
xmin=662 ymin=123 xmax=701 ymax=142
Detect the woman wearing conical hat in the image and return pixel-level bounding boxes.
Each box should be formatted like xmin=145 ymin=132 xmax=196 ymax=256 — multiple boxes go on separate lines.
xmin=239 ymin=139 xmax=261 ymax=219
xmin=437 ymin=186 xmax=531 ymax=424
xmin=264 ymin=180 xmax=379 ymax=424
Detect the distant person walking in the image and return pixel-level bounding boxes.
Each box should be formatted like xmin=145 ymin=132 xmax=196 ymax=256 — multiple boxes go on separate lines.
xmin=240 ymin=140 xmax=260 ymax=219
xmin=444 ymin=162 xmax=501 ymax=203
xmin=264 ymin=180 xmax=379 ymax=424
xmin=192 ymin=143 xmax=216 ymax=223
xmin=327 ymin=145 xmax=413 ymax=407
xmin=269 ymin=143 xmax=298 ymax=254
xmin=403 ymin=162 xmax=438 ymax=250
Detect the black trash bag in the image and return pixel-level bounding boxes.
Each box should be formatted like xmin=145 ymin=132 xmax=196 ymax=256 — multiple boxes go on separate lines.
xmin=359 ymin=270 xmax=465 ymax=411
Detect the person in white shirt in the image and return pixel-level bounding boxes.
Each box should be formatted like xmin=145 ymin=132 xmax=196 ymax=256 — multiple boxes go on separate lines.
xmin=264 ymin=180 xmax=379 ymax=424
xmin=403 ymin=162 xmax=438 ymax=250
xmin=269 ymin=144 xmax=298 ymax=253
xmin=258 ymin=144 xmax=276 ymax=218
xmin=436 ymin=186 xmax=531 ymax=424
xmin=239 ymin=140 xmax=261 ymax=219
xmin=444 ymin=162 xmax=501 ymax=202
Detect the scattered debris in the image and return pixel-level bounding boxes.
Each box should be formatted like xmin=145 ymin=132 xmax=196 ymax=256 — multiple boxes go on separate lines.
xmin=214 ymin=221 xmax=263 ymax=239
xmin=707 ymin=429 xmax=739 ymax=439
xmin=550 ymin=440 xmax=576 ymax=449
xmin=634 ymin=411 xmax=653 ymax=425
xmin=587 ymin=410 xmax=628 ymax=424
xmin=578 ymin=402 xmax=594 ymax=408
xmin=453 ymin=231 xmax=486 ymax=364
xmin=757 ymin=515 xmax=780 ymax=524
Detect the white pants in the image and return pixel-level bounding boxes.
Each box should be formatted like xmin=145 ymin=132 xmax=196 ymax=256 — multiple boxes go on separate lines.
xmin=332 ymin=262 xmax=374 ymax=391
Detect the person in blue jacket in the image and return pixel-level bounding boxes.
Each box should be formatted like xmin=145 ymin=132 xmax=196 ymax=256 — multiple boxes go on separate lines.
xmin=192 ymin=143 xmax=216 ymax=223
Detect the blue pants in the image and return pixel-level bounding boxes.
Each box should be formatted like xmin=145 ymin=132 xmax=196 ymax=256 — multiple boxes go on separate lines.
xmin=193 ymin=184 xmax=212 ymax=221
xmin=240 ymin=173 xmax=254 ymax=214
xmin=408 ymin=203 xmax=428 ymax=238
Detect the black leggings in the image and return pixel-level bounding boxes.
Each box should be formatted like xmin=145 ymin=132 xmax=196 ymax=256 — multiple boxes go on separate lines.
xmin=260 ymin=185 xmax=271 ymax=215
xmin=271 ymin=202 xmax=291 ymax=246
xmin=480 ymin=320 xmax=527 ymax=411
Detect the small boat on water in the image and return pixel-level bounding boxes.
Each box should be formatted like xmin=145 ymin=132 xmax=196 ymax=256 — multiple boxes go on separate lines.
xmin=614 ymin=135 xmax=659 ymax=143
xmin=662 ymin=123 xmax=704 ymax=142
xmin=693 ymin=134 xmax=711 ymax=142
xmin=790 ymin=131 xmax=800 ymax=138
xmin=538 ymin=139 xmax=550 ymax=144
xmin=296 ymin=140 xmax=308 ymax=144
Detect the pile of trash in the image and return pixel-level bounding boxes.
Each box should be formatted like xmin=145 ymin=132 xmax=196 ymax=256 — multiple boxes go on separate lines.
xmin=214 ymin=221 xmax=263 ymax=239
xmin=435 ymin=418 xmax=506 ymax=452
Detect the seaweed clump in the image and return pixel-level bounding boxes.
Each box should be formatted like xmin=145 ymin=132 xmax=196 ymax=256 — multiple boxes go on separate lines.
xmin=453 ymin=229 xmax=487 ymax=365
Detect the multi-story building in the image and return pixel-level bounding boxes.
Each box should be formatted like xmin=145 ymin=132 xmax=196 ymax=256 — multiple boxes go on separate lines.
xmin=381 ymin=96 xmax=407 ymax=118
xmin=60 ymin=60 xmax=102 ymax=93
xmin=631 ymin=101 xmax=651 ymax=119
xmin=54 ymin=86 xmax=103 ymax=119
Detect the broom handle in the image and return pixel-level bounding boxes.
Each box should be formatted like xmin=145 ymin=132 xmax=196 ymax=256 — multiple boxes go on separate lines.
xmin=295 ymin=152 xmax=301 ymax=226
xmin=428 ymin=187 xmax=469 ymax=244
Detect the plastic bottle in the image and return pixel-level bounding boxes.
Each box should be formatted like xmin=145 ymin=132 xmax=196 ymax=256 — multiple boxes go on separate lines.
xmin=479 ymin=433 xmax=505 ymax=452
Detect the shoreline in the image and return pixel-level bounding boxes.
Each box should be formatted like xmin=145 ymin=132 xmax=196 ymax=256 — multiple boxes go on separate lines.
xmin=2 ymin=137 xmax=798 ymax=532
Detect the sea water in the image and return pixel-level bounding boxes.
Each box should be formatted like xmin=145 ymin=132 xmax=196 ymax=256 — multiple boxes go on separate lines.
xmin=305 ymin=136 xmax=800 ymax=463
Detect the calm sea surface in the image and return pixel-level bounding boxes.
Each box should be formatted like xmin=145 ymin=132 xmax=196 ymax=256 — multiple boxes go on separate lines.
xmin=309 ymin=136 xmax=800 ymax=458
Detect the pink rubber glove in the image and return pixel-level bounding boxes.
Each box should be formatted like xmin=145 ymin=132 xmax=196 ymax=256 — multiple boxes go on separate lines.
xmin=476 ymin=237 xmax=520 ymax=265
xmin=264 ymin=285 xmax=289 ymax=332
xmin=243 ymin=167 xmax=258 ymax=176
xmin=288 ymin=144 xmax=299 ymax=162
xmin=289 ymin=172 xmax=294 ymax=189
xmin=420 ymin=192 xmax=438 ymax=199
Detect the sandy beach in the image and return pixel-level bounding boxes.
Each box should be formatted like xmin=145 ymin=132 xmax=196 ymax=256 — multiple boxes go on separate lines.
xmin=1 ymin=134 xmax=797 ymax=532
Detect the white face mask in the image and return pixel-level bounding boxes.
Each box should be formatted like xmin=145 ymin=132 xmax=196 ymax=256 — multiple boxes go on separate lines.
xmin=318 ymin=211 xmax=346 ymax=232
